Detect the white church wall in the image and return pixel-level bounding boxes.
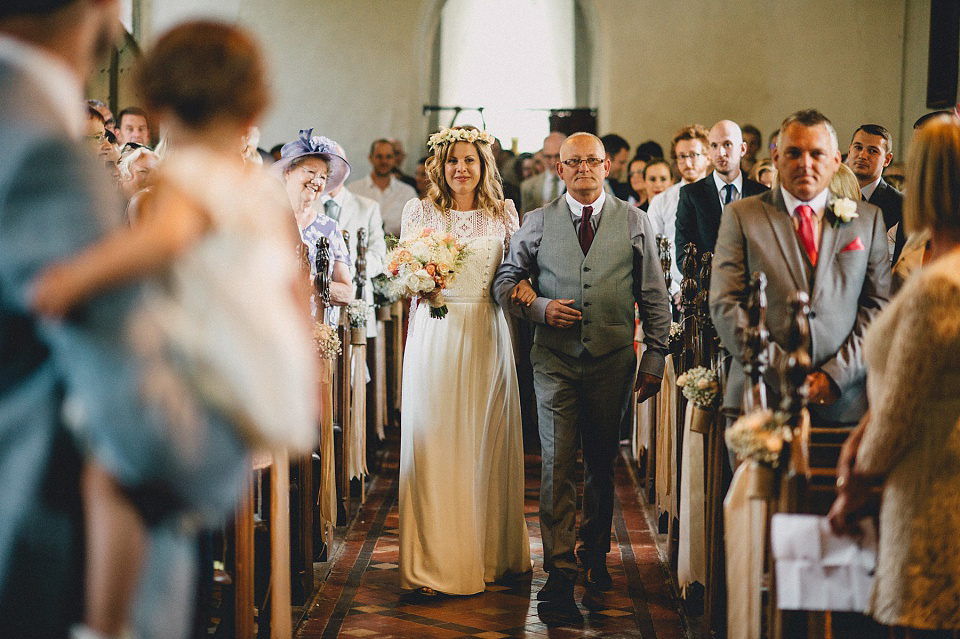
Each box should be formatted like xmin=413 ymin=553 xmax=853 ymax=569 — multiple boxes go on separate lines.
xmin=141 ymin=0 xmax=933 ymax=173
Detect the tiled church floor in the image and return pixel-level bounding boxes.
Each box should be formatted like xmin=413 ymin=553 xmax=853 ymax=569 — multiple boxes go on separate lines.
xmin=296 ymin=445 xmax=690 ymax=639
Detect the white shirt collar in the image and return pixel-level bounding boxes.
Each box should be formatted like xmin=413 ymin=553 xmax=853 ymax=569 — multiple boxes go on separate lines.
xmin=860 ymin=175 xmax=882 ymax=201
xmin=322 ymin=187 xmax=348 ymax=207
xmin=0 ymin=35 xmax=84 ymax=139
xmin=780 ymin=185 xmax=830 ymax=218
xmin=712 ymin=170 xmax=743 ymax=196
xmin=565 ymin=189 xmax=605 ymax=219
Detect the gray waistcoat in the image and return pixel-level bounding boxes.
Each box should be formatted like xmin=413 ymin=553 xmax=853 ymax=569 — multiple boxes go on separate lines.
xmin=535 ymin=198 xmax=635 ymax=357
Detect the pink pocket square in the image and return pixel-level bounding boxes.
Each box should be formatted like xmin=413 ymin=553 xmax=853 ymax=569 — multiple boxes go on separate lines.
xmin=840 ymin=237 xmax=865 ymax=252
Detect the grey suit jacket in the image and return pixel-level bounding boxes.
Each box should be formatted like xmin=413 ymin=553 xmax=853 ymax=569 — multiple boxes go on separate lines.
xmin=520 ymin=172 xmax=564 ymax=215
xmin=0 ymin=58 xmax=125 ymax=635
xmin=709 ymin=188 xmax=891 ymax=424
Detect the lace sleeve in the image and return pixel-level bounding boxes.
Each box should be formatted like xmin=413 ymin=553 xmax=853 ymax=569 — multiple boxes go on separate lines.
xmin=399 ymin=197 xmax=427 ymax=241
xmin=503 ymin=199 xmax=520 ymax=247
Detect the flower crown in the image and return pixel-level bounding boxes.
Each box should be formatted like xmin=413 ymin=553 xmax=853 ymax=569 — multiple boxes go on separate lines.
xmin=427 ymin=127 xmax=495 ymax=152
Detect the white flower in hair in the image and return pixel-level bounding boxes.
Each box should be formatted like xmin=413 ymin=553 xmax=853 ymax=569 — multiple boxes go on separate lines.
xmin=427 ymin=127 xmax=495 ymax=151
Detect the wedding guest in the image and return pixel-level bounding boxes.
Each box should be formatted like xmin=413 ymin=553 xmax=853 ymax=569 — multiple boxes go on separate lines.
xmin=513 ymin=152 xmax=534 ymax=183
xmin=388 ymin=137 xmax=418 ymax=190
xmin=749 ymin=158 xmax=775 ymax=188
xmin=646 ymin=124 xmax=711 ymax=300
xmin=399 ymin=126 xmax=530 ymax=597
xmin=29 ymin=20 xmax=319 ymax=639
xmin=276 ymin=130 xmax=355 ymax=318
xmin=767 ymin=128 xmax=779 ymax=158
xmin=319 ymin=140 xmax=387 ymax=337
xmin=532 ymin=149 xmax=544 ymax=175
xmin=740 ymin=123 xmax=762 ymax=174
xmin=883 ymin=161 xmax=905 ymax=191
xmin=829 ymin=113 xmax=960 ymax=636
xmin=494 ymin=133 xmax=671 ymax=610
xmin=846 ymin=124 xmax=903 ymax=231
xmin=117 ymin=145 xmax=158 ymax=200
xmin=676 ymin=120 xmax=767 ymax=261
xmin=414 ymin=155 xmax=430 ymax=198
xmin=115 ymin=106 xmax=150 ymax=147
xmin=87 ymin=98 xmax=115 ymax=133
xmin=86 ymin=105 xmax=120 ymax=167
xmin=642 ymin=159 xmax=674 ymax=212
xmin=521 ymin=132 xmax=566 ymax=214
xmin=601 ymin=133 xmax=631 ymax=198
xmin=830 ymin=162 xmax=862 ymax=201
xmin=711 ymin=109 xmax=890 ymax=429
xmin=634 ymin=139 xmax=665 ymax=163
xmin=626 ymin=157 xmax=647 ymax=207
xmin=349 ymin=139 xmax=417 ymax=237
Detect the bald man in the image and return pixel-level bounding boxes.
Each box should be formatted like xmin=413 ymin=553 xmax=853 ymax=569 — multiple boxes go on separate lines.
xmin=675 ymin=120 xmax=768 ymax=263
xmin=520 ymin=131 xmax=567 ymax=214
xmin=494 ymin=133 xmax=671 ymax=609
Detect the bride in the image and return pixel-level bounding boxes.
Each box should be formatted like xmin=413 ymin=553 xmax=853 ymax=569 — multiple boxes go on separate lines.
xmin=398 ymin=126 xmax=531 ymax=596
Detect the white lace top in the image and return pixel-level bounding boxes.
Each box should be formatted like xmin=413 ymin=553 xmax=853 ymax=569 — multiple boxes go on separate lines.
xmin=399 ymin=198 xmax=519 ymax=300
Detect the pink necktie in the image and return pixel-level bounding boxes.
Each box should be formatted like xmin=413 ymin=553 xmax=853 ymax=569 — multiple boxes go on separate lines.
xmin=795 ymin=204 xmax=818 ymax=266
xmin=579 ymin=206 xmax=594 ymax=254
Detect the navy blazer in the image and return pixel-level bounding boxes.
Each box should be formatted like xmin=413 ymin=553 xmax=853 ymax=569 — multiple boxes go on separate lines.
xmin=675 ymin=172 xmax=768 ymax=264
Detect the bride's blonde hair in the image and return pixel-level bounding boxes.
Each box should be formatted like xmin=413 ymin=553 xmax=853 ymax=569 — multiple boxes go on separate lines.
xmin=425 ymin=126 xmax=505 ymax=221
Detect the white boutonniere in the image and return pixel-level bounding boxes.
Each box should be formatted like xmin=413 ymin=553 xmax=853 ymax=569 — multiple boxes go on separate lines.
xmin=829 ymin=197 xmax=859 ymax=227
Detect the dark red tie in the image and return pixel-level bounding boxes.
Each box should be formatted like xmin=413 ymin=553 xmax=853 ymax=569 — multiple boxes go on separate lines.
xmin=795 ymin=204 xmax=818 ymax=266
xmin=579 ymin=205 xmax=594 ymax=254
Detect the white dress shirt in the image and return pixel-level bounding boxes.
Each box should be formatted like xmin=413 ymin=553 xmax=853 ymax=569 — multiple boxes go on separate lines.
xmin=860 ymin=175 xmax=882 ymax=201
xmin=713 ymin=170 xmax=744 ymax=207
xmin=348 ymin=174 xmax=417 ymax=237
xmin=780 ymin=186 xmax=829 ymax=250
xmin=0 ymin=35 xmax=84 ymax=139
xmin=565 ymin=189 xmax=606 ymax=231
xmin=645 ymin=179 xmax=692 ymax=296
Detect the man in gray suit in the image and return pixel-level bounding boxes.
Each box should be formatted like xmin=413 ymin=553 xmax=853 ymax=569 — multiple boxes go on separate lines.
xmin=0 ymin=0 xmax=125 ymax=636
xmin=520 ymin=131 xmax=566 ymax=215
xmin=710 ymin=110 xmax=890 ymax=425
xmin=493 ymin=133 xmax=671 ymax=608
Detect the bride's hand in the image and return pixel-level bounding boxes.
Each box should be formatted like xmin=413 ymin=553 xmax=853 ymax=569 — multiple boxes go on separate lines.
xmin=510 ymin=280 xmax=537 ymax=306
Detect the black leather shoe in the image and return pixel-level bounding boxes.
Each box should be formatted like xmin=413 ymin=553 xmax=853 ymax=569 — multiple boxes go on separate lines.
xmin=537 ymin=571 xmax=575 ymax=602
xmin=584 ymin=562 xmax=612 ymax=591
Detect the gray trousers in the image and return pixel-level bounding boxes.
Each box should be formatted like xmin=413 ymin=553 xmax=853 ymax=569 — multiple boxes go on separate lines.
xmin=532 ymin=342 xmax=636 ymax=577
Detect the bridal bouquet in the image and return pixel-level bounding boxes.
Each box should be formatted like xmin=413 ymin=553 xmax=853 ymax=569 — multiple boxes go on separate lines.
xmin=725 ymin=409 xmax=792 ymax=467
xmin=384 ymin=228 xmax=470 ymax=319
xmin=676 ymin=366 xmax=719 ymax=409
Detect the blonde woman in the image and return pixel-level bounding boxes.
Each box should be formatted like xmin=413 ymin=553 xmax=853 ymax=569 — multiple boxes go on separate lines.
xmin=829 ymin=114 xmax=960 ymax=636
xmin=398 ymin=126 xmax=531 ymax=596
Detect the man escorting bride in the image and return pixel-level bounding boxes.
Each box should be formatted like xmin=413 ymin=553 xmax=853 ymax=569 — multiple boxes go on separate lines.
xmin=397 ymin=126 xmax=531 ymax=596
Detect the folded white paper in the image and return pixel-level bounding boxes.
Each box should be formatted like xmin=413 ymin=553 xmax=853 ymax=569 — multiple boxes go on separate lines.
xmin=771 ymin=513 xmax=877 ymax=612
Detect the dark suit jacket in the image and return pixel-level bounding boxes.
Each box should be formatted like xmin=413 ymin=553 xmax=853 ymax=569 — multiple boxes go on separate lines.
xmin=868 ymin=177 xmax=903 ymax=231
xmin=675 ymin=173 xmax=768 ymax=264
xmin=868 ymin=178 xmax=906 ymax=263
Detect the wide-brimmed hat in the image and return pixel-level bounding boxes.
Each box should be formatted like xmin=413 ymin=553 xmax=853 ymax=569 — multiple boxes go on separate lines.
xmin=273 ymin=129 xmax=350 ymax=195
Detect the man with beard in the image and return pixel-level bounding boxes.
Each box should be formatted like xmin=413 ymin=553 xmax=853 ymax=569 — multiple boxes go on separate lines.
xmin=349 ymin=138 xmax=417 ymax=237
xmin=846 ymin=124 xmax=902 ymax=232
xmin=675 ymin=120 xmax=768 ymax=262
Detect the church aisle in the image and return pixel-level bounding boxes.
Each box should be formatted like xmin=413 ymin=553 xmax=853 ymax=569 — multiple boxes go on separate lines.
xmin=297 ymin=443 xmax=690 ymax=639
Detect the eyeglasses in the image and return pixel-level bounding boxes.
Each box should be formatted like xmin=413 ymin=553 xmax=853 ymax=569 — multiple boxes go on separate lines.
xmin=676 ymin=152 xmax=704 ymax=162
xmin=86 ymin=133 xmax=106 ymax=143
xmin=561 ymin=157 xmax=604 ymax=169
